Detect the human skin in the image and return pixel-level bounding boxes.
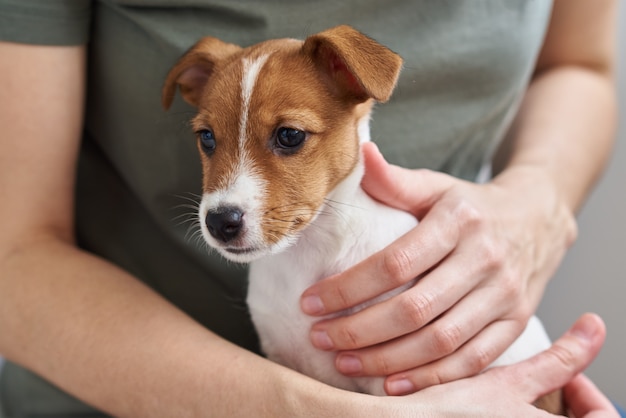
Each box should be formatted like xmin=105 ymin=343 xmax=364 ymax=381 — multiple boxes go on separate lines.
xmin=300 ymin=0 xmax=618 ymax=396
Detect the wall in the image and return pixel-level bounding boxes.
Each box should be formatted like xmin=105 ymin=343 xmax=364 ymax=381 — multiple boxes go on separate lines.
xmin=537 ymin=1 xmax=626 ymax=406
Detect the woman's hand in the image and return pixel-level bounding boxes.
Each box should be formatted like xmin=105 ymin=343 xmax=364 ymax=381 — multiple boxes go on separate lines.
xmin=314 ymin=313 xmax=614 ymax=417
xmin=301 ymin=142 xmax=577 ymax=395
xmin=396 ymin=313 xmax=618 ymax=418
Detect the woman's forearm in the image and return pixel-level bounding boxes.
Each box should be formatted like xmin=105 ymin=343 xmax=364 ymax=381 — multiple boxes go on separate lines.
xmin=0 ymin=235 xmax=355 ymax=417
xmin=494 ymin=65 xmax=617 ymax=214
xmin=494 ymin=0 xmax=617 ymax=214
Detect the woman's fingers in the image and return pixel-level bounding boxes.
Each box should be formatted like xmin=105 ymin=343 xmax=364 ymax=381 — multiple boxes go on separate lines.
xmin=383 ymin=319 xmax=524 ymax=394
xmin=300 ymin=224 xmax=449 ymax=317
xmin=307 ymin=220 xmax=529 ymax=355
xmin=311 ymin=276 xmax=467 ymax=352
xmin=401 ymin=314 xmax=609 ymax=418
xmin=331 ymin=285 xmax=523 ymax=381
xmin=360 ymin=141 xmax=455 ymax=216
xmin=564 ymin=374 xmax=619 ymax=418
xmin=490 ymin=313 xmax=606 ymax=404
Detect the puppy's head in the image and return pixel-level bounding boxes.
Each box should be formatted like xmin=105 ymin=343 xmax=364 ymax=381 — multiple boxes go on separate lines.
xmin=163 ymin=26 xmax=402 ymax=262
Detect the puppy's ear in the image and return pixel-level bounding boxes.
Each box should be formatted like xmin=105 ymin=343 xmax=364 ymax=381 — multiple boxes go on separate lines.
xmin=162 ymin=37 xmax=242 ymax=110
xmin=302 ymin=25 xmax=403 ymax=103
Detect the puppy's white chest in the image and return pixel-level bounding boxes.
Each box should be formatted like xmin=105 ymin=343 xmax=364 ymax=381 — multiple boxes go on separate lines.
xmin=247 ymin=190 xmax=418 ymax=394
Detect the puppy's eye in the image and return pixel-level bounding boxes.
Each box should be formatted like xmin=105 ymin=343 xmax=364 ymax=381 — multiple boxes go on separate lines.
xmin=276 ymin=127 xmax=306 ymax=149
xmin=198 ymin=129 xmax=216 ymax=155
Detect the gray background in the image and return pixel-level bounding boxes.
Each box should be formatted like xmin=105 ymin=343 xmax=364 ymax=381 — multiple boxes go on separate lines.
xmin=537 ymin=0 xmax=626 ymax=407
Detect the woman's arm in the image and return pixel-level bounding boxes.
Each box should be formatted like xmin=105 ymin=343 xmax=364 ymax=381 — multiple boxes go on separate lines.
xmin=300 ymin=0 xmax=617 ymax=395
xmin=493 ymin=0 xmax=618 ymax=211
xmin=0 ymin=40 xmax=349 ymax=418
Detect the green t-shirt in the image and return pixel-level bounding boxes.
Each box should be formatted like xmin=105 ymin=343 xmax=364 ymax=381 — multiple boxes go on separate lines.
xmin=0 ymin=1 xmax=552 ymax=415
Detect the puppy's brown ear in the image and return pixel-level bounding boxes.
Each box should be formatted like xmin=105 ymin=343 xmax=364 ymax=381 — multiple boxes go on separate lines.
xmin=162 ymin=37 xmax=242 ymax=110
xmin=302 ymin=25 xmax=402 ymax=103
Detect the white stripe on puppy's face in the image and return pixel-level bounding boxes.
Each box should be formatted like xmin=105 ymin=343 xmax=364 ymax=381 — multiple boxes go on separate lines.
xmin=199 ymin=54 xmax=271 ymax=262
xmin=240 ymin=55 xmax=269 ymax=147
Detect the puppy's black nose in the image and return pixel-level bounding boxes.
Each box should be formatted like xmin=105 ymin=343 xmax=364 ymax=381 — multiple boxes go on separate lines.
xmin=206 ymin=207 xmax=244 ymax=243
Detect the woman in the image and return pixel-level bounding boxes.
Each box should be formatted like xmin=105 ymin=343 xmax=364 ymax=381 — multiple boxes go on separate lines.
xmin=0 ymin=0 xmax=619 ymax=416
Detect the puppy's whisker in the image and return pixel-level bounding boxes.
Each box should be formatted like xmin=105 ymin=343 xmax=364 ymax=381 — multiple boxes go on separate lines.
xmin=168 ymin=193 xmax=207 ymax=248
xmin=184 ymin=220 xmax=203 ymax=241
xmin=172 ymin=211 xmax=199 ymax=222
xmin=323 ymin=198 xmax=364 ymax=211
xmin=171 ymin=207 xmax=201 ymax=217
xmin=171 ymin=193 xmax=202 ymax=206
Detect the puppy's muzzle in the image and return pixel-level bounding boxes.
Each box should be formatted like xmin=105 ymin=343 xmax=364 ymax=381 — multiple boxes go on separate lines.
xmin=206 ymin=206 xmax=244 ymax=243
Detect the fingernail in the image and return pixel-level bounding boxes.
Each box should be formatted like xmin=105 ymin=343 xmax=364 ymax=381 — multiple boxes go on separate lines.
xmin=337 ymin=355 xmax=362 ymax=375
xmin=311 ymin=329 xmax=334 ymax=350
xmin=569 ymin=315 xmax=598 ymax=340
xmin=301 ymin=295 xmax=325 ymax=315
xmin=386 ymin=378 xmax=415 ymax=396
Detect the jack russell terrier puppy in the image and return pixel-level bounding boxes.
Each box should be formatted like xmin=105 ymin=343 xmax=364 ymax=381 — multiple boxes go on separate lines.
xmin=163 ymin=25 xmax=561 ymax=411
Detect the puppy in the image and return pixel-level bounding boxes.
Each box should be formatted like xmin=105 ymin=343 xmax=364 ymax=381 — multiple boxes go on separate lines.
xmin=163 ymin=25 xmax=561 ymax=410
